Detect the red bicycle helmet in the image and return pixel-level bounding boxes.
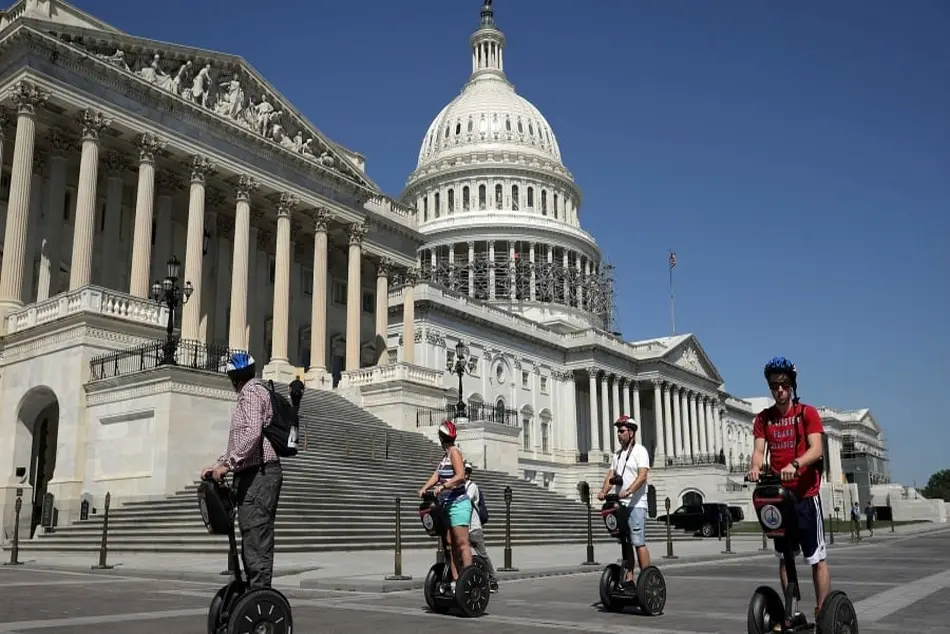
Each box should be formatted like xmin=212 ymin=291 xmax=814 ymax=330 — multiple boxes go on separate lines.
xmin=438 ymin=420 xmax=457 ymax=439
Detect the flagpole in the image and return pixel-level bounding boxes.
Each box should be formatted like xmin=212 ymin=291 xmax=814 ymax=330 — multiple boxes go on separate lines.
xmin=668 ymin=250 xmax=676 ymax=335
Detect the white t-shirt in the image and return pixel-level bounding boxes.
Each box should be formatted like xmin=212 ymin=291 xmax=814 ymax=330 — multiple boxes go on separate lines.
xmin=611 ymin=443 xmax=650 ymax=509
xmin=465 ymin=480 xmax=483 ymax=532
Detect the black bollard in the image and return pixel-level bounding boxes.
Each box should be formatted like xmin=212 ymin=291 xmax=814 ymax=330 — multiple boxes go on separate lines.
xmin=385 ymin=496 xmax=412 ymax=581
xmin=498 ymin=486 xmax=518 ymax=571
xmin=721 ymin=515 xmax=734 ymax=555
xmin=888 ymin=497 xmax=895 ymax=533
xmin=829 ymin=510 xmax=835 ymax=545
xmin=760 ymin=526 xmax=770 ymax=551
xmin=579 ymin=481 xmax=598 ymax=566
xmin=91 ymin=492 xmax=114 ymax=570
xmin=662 ymin=497 xmax=678 ymax=560
xmin=4 ymin=491 xmax=23 ymax=567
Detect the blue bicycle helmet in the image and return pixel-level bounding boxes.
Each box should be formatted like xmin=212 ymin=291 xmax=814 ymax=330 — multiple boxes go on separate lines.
xmin=225 ymin=352 xmax=256 ymax=380
xmin=763 ymin=356 xmax=799 ymax=403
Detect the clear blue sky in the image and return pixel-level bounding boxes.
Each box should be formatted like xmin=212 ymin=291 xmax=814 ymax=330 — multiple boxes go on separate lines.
xmin=73 ymin=0 xmax=949 ymax=487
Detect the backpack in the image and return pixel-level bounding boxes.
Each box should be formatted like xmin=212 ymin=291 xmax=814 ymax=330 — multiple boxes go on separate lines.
xmin=766 ymin=403 xmax=824 ymax=476
xmin=470 ymin=483 xmax=489 ymax=525
xmin=262 ymin=380 xmax=300 ymax=457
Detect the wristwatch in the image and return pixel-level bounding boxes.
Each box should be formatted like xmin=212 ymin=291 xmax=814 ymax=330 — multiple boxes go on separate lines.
xmin=791 ymin=460 xmax=800 ymax=471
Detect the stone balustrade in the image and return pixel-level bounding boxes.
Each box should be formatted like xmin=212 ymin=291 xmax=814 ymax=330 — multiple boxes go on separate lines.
xmin=5 ymin=285 xmax=169 ymax=335
xmin=342 ymin=361 xmax=443 ymax=388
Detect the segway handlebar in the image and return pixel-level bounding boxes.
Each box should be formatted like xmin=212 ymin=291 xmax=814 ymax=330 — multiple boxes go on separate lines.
xmin=744 ymin=472 xmax=782 ymax=486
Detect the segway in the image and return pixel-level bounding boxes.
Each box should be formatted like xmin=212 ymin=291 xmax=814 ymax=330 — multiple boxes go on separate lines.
xmin=418 ymin=489 xmax=490 ymax=617
xmin=198 ymin=473 xmax=293 ymax=634
xmin=746 ymin=472 xmax=858 ymax=633
xmin=598 ymin=477 xmax=667 ymax=616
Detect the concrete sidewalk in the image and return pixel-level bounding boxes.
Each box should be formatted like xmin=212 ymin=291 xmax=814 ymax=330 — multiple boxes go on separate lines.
xmin=5 ymin=522 xmax=945 ymax=592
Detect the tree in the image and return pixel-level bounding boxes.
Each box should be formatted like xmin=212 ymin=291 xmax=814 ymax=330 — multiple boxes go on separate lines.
xmin=921 ymin=469 xmax=950 ymax=502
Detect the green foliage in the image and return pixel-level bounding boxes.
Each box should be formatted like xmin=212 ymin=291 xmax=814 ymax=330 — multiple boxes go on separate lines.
xmin=921 ymin=469 xmax=950 ymax=502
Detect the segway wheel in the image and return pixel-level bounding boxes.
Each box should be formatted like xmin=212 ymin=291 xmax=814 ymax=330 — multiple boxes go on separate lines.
xmin=816 ymin=590 xmax=859 ymax=634
xmin=599 ymin=563 xmax=623 ymax=612
xmin=635 ymin=565 xmax=667 ymax=616
xmin=455 ymin=563 xmax=490 ymax=617
xmin=747 ymin=585 xmax=785 ymax=634
xmin=424 ymin=563 xmax=449 ymax=614
xmin=207 ymin=585 xmax=227 ymax=634
xmin=226 ymin=588 xmax=293 ymax=634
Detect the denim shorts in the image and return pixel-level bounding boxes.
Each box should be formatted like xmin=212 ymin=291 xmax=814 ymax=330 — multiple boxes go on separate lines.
xmin=626 ymin=505 xmax=647 ymax=547
xmin=444 ymin=498 xmax=472 ymax=527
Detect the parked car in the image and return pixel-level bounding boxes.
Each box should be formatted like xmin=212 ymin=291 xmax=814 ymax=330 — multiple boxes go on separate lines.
xmin=656 ymin=502 xmax=733 ymax=537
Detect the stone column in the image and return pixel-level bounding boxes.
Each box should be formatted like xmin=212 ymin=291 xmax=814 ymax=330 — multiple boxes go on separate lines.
xmin=621 ymin=378 xmax=631 ymax=416
xmin=611 ymin=375 xmax=621 ymax=424
xmin=69 ymin=110 xmax=109 ymax=291
xmin=228 ymin=175 xmax=258 ymax=349
xmin=600 ymin=373 xmax=610 ymax=453
xmin=488 ymin=240 xmax=496 ymax=299
xmin=688 ymin=392 xmax=699 ymax=458
xmin=716 ymin=405 xmax=726 ymax=458
xmin=0 ymin=82 xmax=48 ymax=322
xmin=704 ymin=398 xmax=716 ymax=456
xmin=344 ymin=222 xmax=367 ymax=371
xmin=36 ymin=128 xmax=71 ymax=301
xmin=402 ymin=267 xmax=418 ymax=364
xmin=22 ymin=149 xmax=47 ymax=304
xmin=678 ymin=389 xmax=690 ymax=457
xmin=305 ymin=208 xmax=331 ymax=382
xmin=661 ymin=382 xmax=672 ymax=464
xmin=265 ymin=192 xmax=297 ymax=374
xmin=100 ymin=151 xmax=127 ymax=289
xmin=467 ymin=241 xmax=475 ymax=298
xmin=697 ymin=396 xmax=708 ymax=456
xmin=375 ymin=258 xmax=392 ymax=364
xmin=672 ymin=386 xmax=683 ymax=457
xmin=587 ymin=368 xmax=599 ymax=454
xmin=181 ymin=155 xmax=215 ymax=341
xmin=129 ymin=133 xmax=165 ymax=297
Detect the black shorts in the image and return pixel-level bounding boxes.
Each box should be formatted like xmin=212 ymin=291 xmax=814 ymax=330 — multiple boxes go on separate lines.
xmin=773 ymin=494 xmax=827 ymax=566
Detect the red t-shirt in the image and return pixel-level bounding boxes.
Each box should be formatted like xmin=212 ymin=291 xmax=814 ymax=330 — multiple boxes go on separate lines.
xmin=752 ymin=403 xmax=824 ymax=499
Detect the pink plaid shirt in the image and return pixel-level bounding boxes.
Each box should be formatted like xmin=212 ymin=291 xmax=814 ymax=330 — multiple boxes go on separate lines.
xmin=217 ymin=379 xmax=278 ymax=472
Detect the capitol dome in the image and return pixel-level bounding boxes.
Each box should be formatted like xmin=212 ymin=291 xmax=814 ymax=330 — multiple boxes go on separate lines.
xmin=401 ymin=1 xmax=614 ymax=334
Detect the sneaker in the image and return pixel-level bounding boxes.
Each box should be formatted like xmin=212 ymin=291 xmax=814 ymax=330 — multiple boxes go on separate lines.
xmin=449 ymin=581 xmax=456 ymax=593
xmin=489 ymin=580 xmax=499 ymax=593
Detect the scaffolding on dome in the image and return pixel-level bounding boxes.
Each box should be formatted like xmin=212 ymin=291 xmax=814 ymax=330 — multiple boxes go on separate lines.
xmin=419 ymin=252 xmax=615 ymax=331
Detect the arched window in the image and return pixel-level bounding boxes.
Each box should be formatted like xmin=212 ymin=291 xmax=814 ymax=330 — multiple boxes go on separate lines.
xmin=511 ymin=185 xmax=519 ymax=211
xmin=553 ymin=193 xmax=559 ymax=219
xmin=527 ymin=187 xmax=534 ymax=208
xmin=448 ymin=188 xmax=455 ymax=213
xmin=463 ymin=186 xmax=470 ymax=211
xmin=541 ymin=190 xmax=547 ymax=215
xmin=478 ymin=184 xmax=486 ymax=210
xmin=434 ymin=192 xmax=440 ymax=217
xmin=495 ymin=184 xmax=503 ymax=210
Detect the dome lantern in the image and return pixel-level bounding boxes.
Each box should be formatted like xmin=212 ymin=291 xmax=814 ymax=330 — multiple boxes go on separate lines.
xmin=470 ymin=0 xmax=506 ymax=81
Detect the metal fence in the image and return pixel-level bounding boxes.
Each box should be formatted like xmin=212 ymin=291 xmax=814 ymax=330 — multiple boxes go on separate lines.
xmin=416 ymin=401 xmax=521 ymax=428
xmin=89 ymin=338 xmax=238 ymax=380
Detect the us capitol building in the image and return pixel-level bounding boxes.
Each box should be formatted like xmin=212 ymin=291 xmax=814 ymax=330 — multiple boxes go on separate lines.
xmin=0 ymin=0 xmax=939 ymax=541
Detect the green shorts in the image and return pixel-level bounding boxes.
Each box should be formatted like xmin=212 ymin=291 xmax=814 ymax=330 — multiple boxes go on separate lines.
xmin=444 ymin=497 xmax=472 ymax=527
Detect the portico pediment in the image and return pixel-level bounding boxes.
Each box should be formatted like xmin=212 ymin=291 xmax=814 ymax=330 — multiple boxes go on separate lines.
xmin=5 ymin=7 xmax=377 ymax=193
xmin=665 ymin=335 xmax=723 ymax=385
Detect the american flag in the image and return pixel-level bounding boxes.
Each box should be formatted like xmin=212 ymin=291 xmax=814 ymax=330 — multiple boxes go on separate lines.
xmin=669 ymin=251 xmax=677 ymax=269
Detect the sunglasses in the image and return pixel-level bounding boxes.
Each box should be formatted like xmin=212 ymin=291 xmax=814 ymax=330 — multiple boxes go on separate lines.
xmin=769 ymin=382 xmax=791 ymax=392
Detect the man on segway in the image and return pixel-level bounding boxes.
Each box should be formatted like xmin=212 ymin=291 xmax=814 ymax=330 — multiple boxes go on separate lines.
xmin=200 ymin=353 xmax=283 ymax=589
xmin=598 ymin=415 xmax=651 ymax=585
xmin=748 ymin=356 xmax=830 ymax=622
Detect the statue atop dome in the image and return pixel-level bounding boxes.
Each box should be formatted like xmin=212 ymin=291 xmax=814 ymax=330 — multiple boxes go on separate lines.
xmin=480 ymin=0 xmax=495 ymax=27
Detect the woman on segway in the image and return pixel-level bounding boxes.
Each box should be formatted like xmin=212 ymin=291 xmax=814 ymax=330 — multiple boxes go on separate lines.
xmin=417 ymin=420 xmax=474 ymax=591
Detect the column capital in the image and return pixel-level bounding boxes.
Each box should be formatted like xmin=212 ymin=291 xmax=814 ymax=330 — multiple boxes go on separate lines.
xmin=311 ymin=207 xmax=332 ymax=232
xmin=12 ymin=81 xmax=49 ymax=117
xmin=618 ymin=377 xmax=627 ymax=388
xmin=48 ymin=126 xmax=74 ymax=157
xmin=347 ymin=221 xmax=367 ymax=246
xmin=137 ymin=132 xmax=166 ymax=164
xmin=104 ymin=150 xmax=130 ymax=176
xmin=31 ymin=148 xmax=47 ymax=175
xmin=586 ymin=366 xmax=599 ymax=379
xmin=631 ymin=379 xmax=641 ymax=391
xmin=235 ymin=174 xmax=260 ymax=202
xmin=189 ymin=154 xmax=216 ymax=184
xmin=402 ymin=266 xmax=420 ymax=286
xmin=661 ymin=381 xmax=670 ymax=393
xmin=377 ymin=257 xmax=394 ymax=279
xmin=77 ymin=108 xmax=111 ymax=142
xmin=277 ymin=191 xmax=299 ymax=217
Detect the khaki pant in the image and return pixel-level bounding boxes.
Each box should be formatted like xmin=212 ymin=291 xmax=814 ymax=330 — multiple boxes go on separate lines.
xmin=468 ymin=529 xmax=497 ymax=582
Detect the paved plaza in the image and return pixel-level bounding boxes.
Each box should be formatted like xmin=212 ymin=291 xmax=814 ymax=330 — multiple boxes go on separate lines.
xmin=1 ymin=525 xmax=948 ymax=633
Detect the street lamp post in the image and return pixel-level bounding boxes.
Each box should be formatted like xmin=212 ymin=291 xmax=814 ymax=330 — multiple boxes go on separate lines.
xmin=449 ymin=340 xmax=473 ymax=424
xmin=150 ymin=255 xmax=193 ymax=365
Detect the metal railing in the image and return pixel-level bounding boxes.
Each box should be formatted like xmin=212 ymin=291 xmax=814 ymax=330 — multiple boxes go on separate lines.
xmin=89 ymin=337 xmax=238 ymax=380
xmin=663 ymin=453 xmax=726 ymax=468
xmin=415 ymin=401 xmax=520 ymax=428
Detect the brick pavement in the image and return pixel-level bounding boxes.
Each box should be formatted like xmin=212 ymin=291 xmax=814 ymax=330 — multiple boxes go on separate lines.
xmin=0 ymin=524 xmax=947 ymax=633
